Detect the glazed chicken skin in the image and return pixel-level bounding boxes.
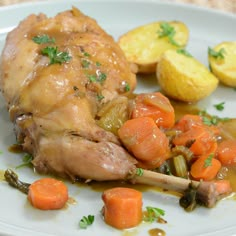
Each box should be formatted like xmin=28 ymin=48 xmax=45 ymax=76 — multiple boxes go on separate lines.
xmin=0 ymin=7 xmax=137 ymax=181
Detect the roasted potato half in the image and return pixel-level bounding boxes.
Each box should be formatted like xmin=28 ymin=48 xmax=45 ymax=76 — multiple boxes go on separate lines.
xmin=157 ymin=49 xmax=219 ymax=102
xmin=118 ymin=21 xmax=189 ymax=74
xmin=208 ymin=41 xmax=236 ymax=87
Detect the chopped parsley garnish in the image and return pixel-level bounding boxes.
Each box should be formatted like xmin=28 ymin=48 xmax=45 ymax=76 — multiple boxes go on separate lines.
xmin=41 ymin=46 xmax=72 ymax=65
xmin=199 ymin=110 xmax=216 ymax=125
xmin=32 ymin=34 xmax=55 ymax=44
xmin=176 ymin=48 xmax=192 ymax=57
xmin=214 ymin=102 xmax=225 ymax=111
xmin=97 ymin=72 xmax=107 ymax=82
xmin=16 ymin=154 xmax=33 ymax=169
xmin=81 ymin=59 xmax=90 ymax=68
xmin=87 ymin=72 xmax=107 ymax=84
xmin=97 ymin=94 xmax=104 ymax=101
xmin=157 ymin=22 xmax=179 ymax=46
xmin=83 ymin=52 xmax=91 ymax=57
xmin=208 ymin=47 xmax=226 ymax=60
xmin=136 ymin=168 xmax=144 ymax=176
xmin=125 ymin=83 xmax=130 ymax=92
xmin=87 ymin=74 xmax=97 ymax=82
xmin=143 ymin=206 xmax=165 ymax=223
xmin=79 ymin=215 xmax=95 ymax=229
xmin=198 ymin=110 xmax=229 ymax=126
xmin=96 ymin=61 xmax=101 ymax=67
xmin=202 ymin=115 xmax=218 ymax=126
xmin=204 ymin=153 xmax=214 ymax=168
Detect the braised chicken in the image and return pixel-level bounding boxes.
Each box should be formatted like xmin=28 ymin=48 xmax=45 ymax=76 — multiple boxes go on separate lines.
xmin=0 ymin=7 xmax=137 ymax=181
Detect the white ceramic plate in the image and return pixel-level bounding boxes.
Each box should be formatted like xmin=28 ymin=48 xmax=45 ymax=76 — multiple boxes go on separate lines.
xmin=0 ymin=0 xmax=236 ymax=235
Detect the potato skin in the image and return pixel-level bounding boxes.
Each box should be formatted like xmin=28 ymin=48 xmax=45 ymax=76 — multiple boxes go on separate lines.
xmin=157 ymin=50 xmax=219 ymax=102
xmin=208 ymin=41 xmax=236 ymax=87
xmin=118 ymin=21 xmax=189 ymax=74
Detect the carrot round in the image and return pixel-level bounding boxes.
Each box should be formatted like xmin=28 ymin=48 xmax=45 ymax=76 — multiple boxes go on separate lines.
xmin=190 ymin=154 xmax=222 ymax=181
xmin=173 ymin=126 xmax=218 ymax=156
xmin=118 ymin=117 xmax=170 ymax=167
xmin=102 ymin=187 xmax=142 ymax=229
xmin=28 ymin=178 xmax=68 ymax=210
xmin=174 ymin=114 xmax=203 ymax=132
xmin=174 ymin=114 xmax=220 ymax=136
xmin=216 ymin=140 xmax=236 ymax=165
xmin=131 ymin=92 xmax=175 ymax=129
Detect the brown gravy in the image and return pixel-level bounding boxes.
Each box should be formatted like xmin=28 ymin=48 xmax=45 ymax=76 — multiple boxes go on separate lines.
xmin=148 ymin=228 xmax=166 ymax=236
xmin=8 ymin=143 xmax=24 ymax=153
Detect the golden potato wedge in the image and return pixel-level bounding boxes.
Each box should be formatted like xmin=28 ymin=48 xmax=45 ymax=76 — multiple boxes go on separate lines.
xmin=118 ymin=21 xmax=189 ymax=74
xmin=208 ymin=41 xmax=236 ymax=87
xmin=157 ymin=49 xmax=218 ymax=102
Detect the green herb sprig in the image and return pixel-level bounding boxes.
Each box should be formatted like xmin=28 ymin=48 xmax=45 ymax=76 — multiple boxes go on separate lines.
xmin=125 ymin=83 xmax=130 ymax=92
xmin=158 ymin=22 xmax=179 ymax=46
xmin=208 ymin=47 xmax=226 ymax=60
xmin=143 ymin=206 xmax=165 ymax=223
xmin=176 ymin=48 xmax=192 ymax=57
xmin=32 ymin=34 xmax=55 ymax=44
xmin=214 ymin=102 xmax=225 ymax=111
xmin=81 ymin=59 xmax=90 ymax=68
xmin=198 ymin=110 xmax=229 ymax=126
xmin=87 ymin=72 xmax=107 ymax=84
xmin=204 ymin=153 xmax=214 ymax=168
xmin=83 ymin=52 xmax=91 ymax=57
xmin=79 ymin=215 xmax=95 ymax=229
xmin=97 ymin=73 xmax=107 ymax=82
xmin=96 ymin=61 xmax=101 ymax=67
xmin=202 ymin=115 xmax=218 ymax=126
xmin=16 ymin=154 xmax=33 ymax=169
xmin=41 ymin=46 xmax=72 ymax=65
xmin=97 ymin=94 xmax=104 ymax=101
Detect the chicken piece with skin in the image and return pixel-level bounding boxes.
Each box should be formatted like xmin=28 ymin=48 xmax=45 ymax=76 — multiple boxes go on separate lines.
xmin=0 ymin=8 xmax=137 ymax=181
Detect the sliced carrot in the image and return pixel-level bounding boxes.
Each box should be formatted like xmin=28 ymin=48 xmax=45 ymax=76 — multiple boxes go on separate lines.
xmin=174 ymin=114 xmax=203 ymax=132
xmin=190 ymin=154 xmax=222 ymax=181
xmin=213 ymin=180 xmax=232 ymax=195
xmin=102 ymin=187 xmax=142 ymax=229
xmin=28 ymin=178 xmax=68 ymax=210
xmin=216 ymin=140 xmax=236 ymax=165
xmin=173 ymin=125 xmax=218 ymax=157
xmin=131 ymin=92 xmax=175 ymax=129
xmin=118 ymin=117 xmax=170 ymax=167
xmin=190 ymin=128 xmax=218 ymax=156
xmin=174 ymin=114 xmax=220 ymax=136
